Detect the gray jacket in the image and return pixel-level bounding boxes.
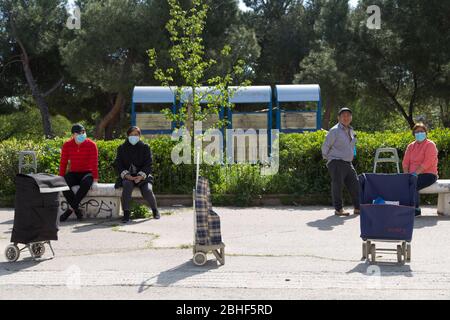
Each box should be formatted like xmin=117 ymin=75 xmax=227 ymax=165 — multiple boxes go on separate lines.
xmin=321 ymin=123 xmax=357 ymax=164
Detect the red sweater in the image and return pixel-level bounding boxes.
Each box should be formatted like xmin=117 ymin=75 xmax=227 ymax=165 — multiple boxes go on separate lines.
xmin=59 ymin=138 xmax=99 ymax=180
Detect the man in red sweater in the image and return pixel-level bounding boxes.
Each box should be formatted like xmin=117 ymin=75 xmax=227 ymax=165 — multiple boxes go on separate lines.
xmin=59 ymin=124 xmax=99 ymax=221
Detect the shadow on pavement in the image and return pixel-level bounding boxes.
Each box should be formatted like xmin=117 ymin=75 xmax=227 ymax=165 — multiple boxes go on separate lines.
xmin=68 ymin=218 xmax=153 ymax=233
xmin=347 ymin=262 xmax=413 ymax=277
xmin=413 ymin=216 xmax=450 ymax=229
xmin=307 ymin=214 xmax=358 ymax=231
xmin=138 ymin=260 xmax=221 ymax=293
xmin=0 ymin=256 xmax=51 ymax=273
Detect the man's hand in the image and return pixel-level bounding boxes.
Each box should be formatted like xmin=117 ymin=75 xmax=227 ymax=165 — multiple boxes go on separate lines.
xmin=125 ymin=174 xmax=135 ymax=181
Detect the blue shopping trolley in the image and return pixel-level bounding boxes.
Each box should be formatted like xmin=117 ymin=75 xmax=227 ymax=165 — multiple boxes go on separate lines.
xmin=359 ymin=173 xmax=417 ymax=264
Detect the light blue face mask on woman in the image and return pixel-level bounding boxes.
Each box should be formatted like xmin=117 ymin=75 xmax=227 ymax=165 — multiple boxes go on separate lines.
xmin=128 ymin=136 xmax=140 ymax=145
xmin=75 ymin=133 xmax=87 ymax=143
xmin=415 ymin=132 xmax=426 ymax=142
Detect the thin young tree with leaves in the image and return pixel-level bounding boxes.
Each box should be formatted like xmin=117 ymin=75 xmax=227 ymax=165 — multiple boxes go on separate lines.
xmin=148 ymin=0 xmax=250 ymax=135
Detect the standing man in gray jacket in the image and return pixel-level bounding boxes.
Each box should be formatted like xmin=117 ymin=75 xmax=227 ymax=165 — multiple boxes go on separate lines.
xmin=321 ymin=107 xmax=360 ymax=216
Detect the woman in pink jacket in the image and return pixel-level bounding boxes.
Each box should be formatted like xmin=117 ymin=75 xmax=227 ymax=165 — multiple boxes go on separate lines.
xmin=402 ymin=123 xmax=439 ymax=216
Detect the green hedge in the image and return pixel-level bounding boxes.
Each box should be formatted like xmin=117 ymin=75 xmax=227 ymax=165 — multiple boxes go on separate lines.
xmin=1 ymin=129 xmax=449 ymax=206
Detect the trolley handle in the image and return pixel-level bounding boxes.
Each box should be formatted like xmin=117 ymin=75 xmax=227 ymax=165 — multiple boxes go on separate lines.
xmin=195 ymin=149 xmax=200 ymax=189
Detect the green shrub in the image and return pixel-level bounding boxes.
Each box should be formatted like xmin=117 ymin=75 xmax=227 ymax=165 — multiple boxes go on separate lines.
xmin=0 ymin=107 xmax=73 ymax=142
xmin=1 ymin=128 xmax=449 ymax=207
xmin=130 ymin=201 xmax=151 ymax=219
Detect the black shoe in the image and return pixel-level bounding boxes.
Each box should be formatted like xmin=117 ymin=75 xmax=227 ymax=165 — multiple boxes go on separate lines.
xmin=152 ymin=209 xmax=160 ymax=220
xmin=121 ymin=210 xmax=131 ymax=223
xmin=75 ymin=209 xmax=83 ymax=221
xmin=59 ymin=209 xmax=73 ymax=222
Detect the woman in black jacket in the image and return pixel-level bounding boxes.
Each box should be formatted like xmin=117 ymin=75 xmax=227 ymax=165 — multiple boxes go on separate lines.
xmin=114 ymin=126 xmax=159 ymax=223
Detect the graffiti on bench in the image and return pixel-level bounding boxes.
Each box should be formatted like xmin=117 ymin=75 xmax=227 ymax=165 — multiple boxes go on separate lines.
xmin=60 ymin=199 xmax=117 ymax=218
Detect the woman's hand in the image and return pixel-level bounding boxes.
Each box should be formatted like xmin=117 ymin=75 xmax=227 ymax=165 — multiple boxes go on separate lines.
xmin=134 ymin=175 xmax=144 ymax=184
xmin=415 ymin=165 xmax=424 ymax=175
xmin=125 ymin=174 xmax=135 ymax=181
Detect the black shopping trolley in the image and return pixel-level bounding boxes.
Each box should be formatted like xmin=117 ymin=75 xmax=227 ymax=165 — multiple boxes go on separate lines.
xmin=359 ymin=173 xmax=417 ymax=264
xmin=4 ymin=173 xmax=69 ymax=262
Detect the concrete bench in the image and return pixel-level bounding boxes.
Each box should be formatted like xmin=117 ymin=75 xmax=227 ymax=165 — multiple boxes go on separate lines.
xmin=419 ymin=180 xmax=450 ymax=216
xmin=58 ymin=183 xmax=153 ymax=219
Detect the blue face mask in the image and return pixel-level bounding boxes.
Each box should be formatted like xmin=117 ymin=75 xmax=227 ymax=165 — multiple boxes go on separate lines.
xmin=415 ymin=132 xmax=426 ymax=142
xmin=75 ymin=133 xmax=87 ymax=144
xmin=128 ymin=136 xmax=140 ymax=145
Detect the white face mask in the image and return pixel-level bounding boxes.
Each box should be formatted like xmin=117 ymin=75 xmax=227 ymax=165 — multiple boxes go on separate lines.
xmin=128 ymin=136 xmax=140 ymax=145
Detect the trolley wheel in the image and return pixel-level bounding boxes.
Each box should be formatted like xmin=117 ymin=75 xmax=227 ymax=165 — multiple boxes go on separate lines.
xmin=362 ymin=242 xmax=367 ymax=259
xmin=397 ymin=245 xmax=403 ymax=264
xmin=406 ymin=244 xmax=411 ymax=262
xmin=30 ymin=243 xmax=45 ymax=258
xmin=5 ymin=244 xmax=20 ymax=262
xmin=193 ymin=252 xmax=207 ymax=266
xmin=370 ymin=244 xmax=376 ymax=263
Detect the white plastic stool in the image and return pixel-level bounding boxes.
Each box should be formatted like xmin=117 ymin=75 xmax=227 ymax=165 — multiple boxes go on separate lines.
xmin=18 ymin=151 xmax=37 ymax=174
xmin=373 ymin=147 xmax=400 ymax=173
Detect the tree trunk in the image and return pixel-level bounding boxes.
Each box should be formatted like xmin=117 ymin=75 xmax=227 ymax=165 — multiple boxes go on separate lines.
xmin=186 ymin=102 xmax=194 ymax=134
xmin=117 ymin=100 xmax=126 ymax=136
xmin=10 ymin=18 xmax=55 ymax=138
xmin=184 ymin=86 xmax=199 ymax=135
xmin=378 ymin=80 xmax=416 ymax=129
xmin=322 ymin=96 xmax=335 ymax=130
xmin=21 ymin=59 xmax=54 ymax=138
xmin=95 ymin=49 xmax=133 ymax=140
xmin=104 ymin=122 xmax=114 ymax=140
xmin=95 ymin=92 xmax=126 ymax=140
xmin=439 ymin=99 xmax=450 ymax=128
xmin=105 ymin=111 xmax=121 ymax=140
xmin=406 ymin=114 xmax=415 ymax=129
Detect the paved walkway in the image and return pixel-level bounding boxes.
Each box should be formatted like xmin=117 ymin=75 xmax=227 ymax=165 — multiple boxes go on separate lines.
xmin=1 ymin=206 xmax=449 ymax=299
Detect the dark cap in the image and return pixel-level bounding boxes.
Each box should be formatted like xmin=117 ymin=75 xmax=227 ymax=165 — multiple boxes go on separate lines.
xmin=71 ymin=124 xmax=85 ymax=134
xmin=338 ymin=107 xmax=352 ymax=115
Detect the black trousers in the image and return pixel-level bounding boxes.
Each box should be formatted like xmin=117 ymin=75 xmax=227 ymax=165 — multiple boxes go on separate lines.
xmin=416 ymin=173 xmax=438 ymax=208
xmin=327 ymin=160 xmax=360 ymax=211
xmin=63 ymin=172 xmax=94 ymax=210
xmin=121 ymin=179 xmax=158 ymax=212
